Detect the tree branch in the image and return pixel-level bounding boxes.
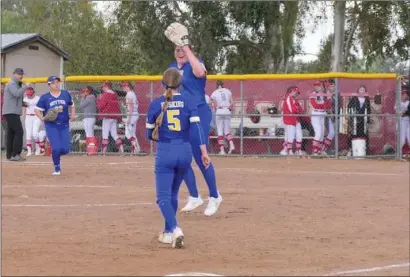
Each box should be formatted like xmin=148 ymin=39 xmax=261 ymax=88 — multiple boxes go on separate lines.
xmin=218 ymin=39 xmax=264 ymax=54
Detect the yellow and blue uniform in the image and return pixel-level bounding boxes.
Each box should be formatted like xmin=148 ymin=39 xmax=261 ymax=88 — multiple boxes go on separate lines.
xmin=146 ymin=93 xmax=205 ymax=233
xmin=36 ymin=80 xmax=73 ymax=173
xmin=168 ymin=60 xmax=219 ymax=198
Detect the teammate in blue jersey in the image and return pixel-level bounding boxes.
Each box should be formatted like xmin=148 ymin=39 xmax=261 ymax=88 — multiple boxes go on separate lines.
xmin=146 ymin=68 xmax=210 ymax=248
xmin=35 ymin=76 xmax=76 ymax=176
xmin=168 ymin=45 xmax=223 ymax=216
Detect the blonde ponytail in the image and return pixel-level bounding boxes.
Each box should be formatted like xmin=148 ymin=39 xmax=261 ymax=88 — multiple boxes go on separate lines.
xmin=152 ymin=69 xmax=181 ymax=141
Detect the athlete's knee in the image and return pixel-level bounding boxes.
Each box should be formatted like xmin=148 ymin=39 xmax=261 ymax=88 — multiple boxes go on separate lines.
xmin=60 ymin=147 xmax=69 ymax=155
xmin=52 ymin=148 xmax=60 ymax=156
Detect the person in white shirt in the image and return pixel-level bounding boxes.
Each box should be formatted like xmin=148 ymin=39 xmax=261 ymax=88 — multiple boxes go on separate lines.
xmin=395 ymin=90 xmax=410 ymax=153
xmin=210 ymin=80 xmax=235 ymax=154
xmin=121 ymin=82 xmax=141 ymax=154
xmin=23 ymin=87 xmax=42 ymax=156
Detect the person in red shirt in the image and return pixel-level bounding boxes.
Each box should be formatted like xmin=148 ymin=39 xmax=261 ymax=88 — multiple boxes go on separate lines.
xmin=282 ymin=86 xmax=304 ymax=155
xmin=97 ymin=82 xmax=124 ymax=155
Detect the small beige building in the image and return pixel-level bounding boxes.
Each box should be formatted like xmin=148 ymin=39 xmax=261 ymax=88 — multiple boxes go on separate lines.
xmin=1 ymin=33 xmax=69 ymax=149
xmin=1 ymin=33 xmax=69 ymax=94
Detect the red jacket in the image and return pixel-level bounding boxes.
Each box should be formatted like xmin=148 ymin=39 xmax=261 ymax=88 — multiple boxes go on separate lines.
xmin=283 ymin=95 xmax=303 ymax=125
xmin=309 ymin=94 xmax=332 ymax=111
xmin=97 ymin=91 xmax=121 ymax=120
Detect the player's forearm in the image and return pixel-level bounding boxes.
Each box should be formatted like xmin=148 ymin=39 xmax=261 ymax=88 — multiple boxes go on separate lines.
xmin=35 ymin=109 xmax=44 ymax=121
xmin=183 ymin=46 xmax=206 ymax=78
xmin=70 ymin=106 xmax=76 ymax=117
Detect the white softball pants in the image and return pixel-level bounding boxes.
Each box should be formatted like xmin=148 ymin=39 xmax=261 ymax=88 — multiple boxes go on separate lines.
xmin=125 ymin=115 xmax=139 ymax=140
xmin=326 ymin=117 xmax=335 ymax=140
xmin=215 ymin=114 xmax=231 ymax=136
xmin=102 ymin=118 xmax=119 ymax=140
xmin=25 ymin=115 xmax=41 ymax=141
xmin=400 ymin=117 xmax=410 ymax=148
xmin=83 ymin=118 xmax=96 ymax=138
xmin=311 ymin=114 xmax=326 ymax=142
xmin=39 ymin=130 xmax=47 ymax=142
xmin=286 ymin=123 xmax=303 ymax=144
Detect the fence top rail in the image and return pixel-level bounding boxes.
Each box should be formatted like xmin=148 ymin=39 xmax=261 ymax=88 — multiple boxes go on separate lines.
xmin=1 ymin=72 xmax=398 ymax=84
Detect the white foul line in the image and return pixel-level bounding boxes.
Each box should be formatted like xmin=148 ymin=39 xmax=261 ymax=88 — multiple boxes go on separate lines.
xmin=2 ymin=160 xmax=404 ymax=177
xmin=2 ymin=203 xmax=152 ymax=208
xmin=323 ymin=262 xmax=410 ymax=276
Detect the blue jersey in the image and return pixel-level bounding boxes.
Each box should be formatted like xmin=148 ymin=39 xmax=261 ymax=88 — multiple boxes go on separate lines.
xmin=168 ymin=60 xmax=207 ymax=107
xmin=36 ymin=90 xmax=73 ymax=126
xmin=146 ymin=93 xmax=205 ymax=144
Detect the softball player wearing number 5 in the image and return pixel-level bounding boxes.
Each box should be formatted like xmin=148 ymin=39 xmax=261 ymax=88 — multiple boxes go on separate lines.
xmin=146 ymin=68 xmax=210 ymax=248
xmin=211 ymin=80 xmax=235 ymax=155
xmin=165 ymin=22 xmax=222 ymax=216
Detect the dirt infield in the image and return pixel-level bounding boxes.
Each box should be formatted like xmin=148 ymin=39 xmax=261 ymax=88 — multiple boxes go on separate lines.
xmin=2 ymin=155 xmax=409 ymax=276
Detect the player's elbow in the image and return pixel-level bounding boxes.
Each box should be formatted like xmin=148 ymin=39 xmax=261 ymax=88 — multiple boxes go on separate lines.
xmin=193 ymin=69 xmax=206 ymax=78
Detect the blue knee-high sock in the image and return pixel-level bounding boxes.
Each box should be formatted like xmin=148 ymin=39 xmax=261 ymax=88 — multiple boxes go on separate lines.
xmin=183 ymin=166 xmax=199 ymax=198
xmin=51 ymin=149 xmax=61 ymax=172
xmin=164 ymin=199 xmax=177 ymax=233
xmin=158 ymin=200 xmax=177 ymax=233
xmin=200 ymin=163 xmax=218 ymax=198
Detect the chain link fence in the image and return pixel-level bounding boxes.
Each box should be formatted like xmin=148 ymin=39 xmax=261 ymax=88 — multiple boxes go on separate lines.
xmin=13 ymin=76 xmax=407 ymax=159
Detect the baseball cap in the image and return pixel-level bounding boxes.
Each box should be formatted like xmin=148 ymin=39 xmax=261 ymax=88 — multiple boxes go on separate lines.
xmin=313 ymin=80 xmax=324 ymax=86
xmin=47 ymin=76 xmax=61 ymax=84
xmin=13 ymin=68 xmax=24 ymax=75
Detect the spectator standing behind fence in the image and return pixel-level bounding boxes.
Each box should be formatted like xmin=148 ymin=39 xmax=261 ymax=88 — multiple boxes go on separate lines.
xmin=282 ymin=86 xmax=304 ymax=156
xmin=322 ymin=80 xmax=338 ymax=154
xmin=23 ymin=87 xmax=42 ymax=156
xmin=346 ymin=85 xmax=372 ymax=156
xmin=97 ymin=82 xmax=124 ymax=155
xmin=211 ymin=80 xmax=235 ymax=155
xmin=121 ymin=81 xmax=141 ymax=154
xmin=395 ymin=89 xmax=410 ymax=155
xmin=2 ymin=68 xmax=32 ymax=161
xmin=310 ymin=81 xmax=332 ymax=155
xmin=79 ymin=86 xmax=97 ymax=139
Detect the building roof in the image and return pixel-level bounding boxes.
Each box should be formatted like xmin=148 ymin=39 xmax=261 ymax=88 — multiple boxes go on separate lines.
xmin=1 ymin=33 xmax=70 ymax=60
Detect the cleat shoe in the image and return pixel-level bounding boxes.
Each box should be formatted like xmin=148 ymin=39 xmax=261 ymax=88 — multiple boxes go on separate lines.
xmin=172 ymin=227 xmax=184 ymax=249
xmin=52 ymin=171 xmax=61 ymax=176
xmin=204 ymin=194 xmax=223 ymax=216
xmin=280 ymin=148 xmax=288 ymax=156
xmin=158 ymin=232 xmax=173 ymax=244
xmin=180 ymin=196 xmax=204 ymax=212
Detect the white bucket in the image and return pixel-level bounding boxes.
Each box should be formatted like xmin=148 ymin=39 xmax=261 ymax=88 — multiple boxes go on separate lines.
xmin=352 ymin=138 xmax=366 ymax=157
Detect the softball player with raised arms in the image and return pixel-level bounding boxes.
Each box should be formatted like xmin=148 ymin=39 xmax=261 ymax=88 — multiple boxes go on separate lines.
xmin=165 ymin=22 xmax=222 ymax=216
xmin=35 ymin=76 xmax=76 ymax=175
xmin=23 ymin=87 xmax=42 ymax=156
xmin=211 ymin=80 xmax=235 ymax=155
xmin=146 ymin=68 xmax=210 ymax=248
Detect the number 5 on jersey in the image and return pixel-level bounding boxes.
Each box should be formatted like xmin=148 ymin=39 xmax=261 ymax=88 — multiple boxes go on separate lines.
xmin=167 ymin=110 xmax=181 ymax=131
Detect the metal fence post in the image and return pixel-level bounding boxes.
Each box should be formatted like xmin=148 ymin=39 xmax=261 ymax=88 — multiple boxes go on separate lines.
xmin=149 ymin=81 xmax=154 ymax=156
xmin=395 ymin=77 xmax=402 ymax=159
xmin=240 ymin=80 xmax=244 ymax=156
xmin=334 ymin=77 xmax=340 ymax=159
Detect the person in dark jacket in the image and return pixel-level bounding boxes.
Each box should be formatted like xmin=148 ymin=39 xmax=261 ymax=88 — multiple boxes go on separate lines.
xmin=347 ymin=85 xmax=372 ymax=156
